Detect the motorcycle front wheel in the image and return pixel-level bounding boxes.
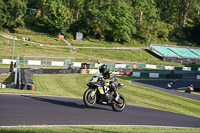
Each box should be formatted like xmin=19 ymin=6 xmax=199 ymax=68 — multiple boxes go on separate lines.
xmin=112 ymin=94 xmax=126 ymax=112
xmin=83 ymin=88 xmax=96 ymax=107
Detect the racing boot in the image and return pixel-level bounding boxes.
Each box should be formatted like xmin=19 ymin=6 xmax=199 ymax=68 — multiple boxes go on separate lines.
xmin=115 ymin=91 xmax=120 ymax=102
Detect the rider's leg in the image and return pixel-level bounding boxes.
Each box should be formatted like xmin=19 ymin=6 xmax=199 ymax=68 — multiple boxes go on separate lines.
xmin=111 ymin=83 xmax=119 ymax=101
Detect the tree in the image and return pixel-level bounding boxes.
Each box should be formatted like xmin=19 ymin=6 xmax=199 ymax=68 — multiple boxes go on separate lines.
xmin=27 ymin=0 xmax=41 ymax=9
xmin=179 ymin=0 xmax=193 ymax=27
xmin=67 ymin=0 xmax=84 ymax=22
xmin=0 ymin=1 xmax=7 ymax=27
xmin=1 ymin=0 xmax=27 ymax=30
xmin=76 ymin=0 xmax=136 ymax=42
xmin=154 ymin=0 xmax=194 ymax=27
xmin=131 ymin=0 xmax=161 ymax=43
xmin=108 ymin=1 xmax=136 ymax=42
xmin=39 ymin=0 xmax=71 ymax=35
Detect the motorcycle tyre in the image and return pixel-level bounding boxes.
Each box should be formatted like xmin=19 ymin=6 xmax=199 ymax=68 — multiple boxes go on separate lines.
xmin=112 ymin=94 xmax=126 ymax=112
xmin=83 ymin=88 xmax=96 ymax=107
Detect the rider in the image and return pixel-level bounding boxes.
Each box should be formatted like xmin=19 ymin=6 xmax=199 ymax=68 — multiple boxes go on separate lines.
xmin=99 ymin=64 xmax=120 ymax=101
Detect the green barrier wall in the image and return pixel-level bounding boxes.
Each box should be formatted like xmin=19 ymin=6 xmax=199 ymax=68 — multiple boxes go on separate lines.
xmin=157 ymin=65 xmax=165 ymax=70
xmin=191 ymin=67 xmax=198 ymax=71
xmin=175 ymin=67 xmax=183 ymax=71
xmin=159 ymin=73 xmax=168 ymax=78
xmin=140 ymin=73 xmax=149 ymax=78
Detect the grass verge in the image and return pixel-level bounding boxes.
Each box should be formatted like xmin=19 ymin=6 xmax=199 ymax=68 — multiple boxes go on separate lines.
xmin=0 ymin=126 xmax=200 ymax=133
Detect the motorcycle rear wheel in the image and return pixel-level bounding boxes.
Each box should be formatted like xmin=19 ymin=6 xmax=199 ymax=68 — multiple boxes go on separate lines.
xmin=83 ymin=88 xmax=96 ymax=107
xmin=112 ymin=94 xmax=126 ymax=112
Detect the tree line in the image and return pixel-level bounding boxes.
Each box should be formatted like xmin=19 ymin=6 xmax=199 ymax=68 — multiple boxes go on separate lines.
xmin=0 ymin=0 xmax=200 ymax=44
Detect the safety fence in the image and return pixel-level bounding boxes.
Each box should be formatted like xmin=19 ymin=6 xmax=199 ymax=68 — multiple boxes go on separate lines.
xmin=1 ymin=58 xmax=200 ymax=72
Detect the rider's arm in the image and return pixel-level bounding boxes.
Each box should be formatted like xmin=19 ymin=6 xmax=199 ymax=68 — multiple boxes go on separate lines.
xmin=107 ymin=71 xmax=115 ymax=83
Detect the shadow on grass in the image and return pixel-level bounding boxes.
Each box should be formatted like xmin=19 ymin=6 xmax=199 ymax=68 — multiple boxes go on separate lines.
xmin=4 ymin=73 xmax=14 ymax=84
xmin=0 ymin=72 xmax=14 ymax=84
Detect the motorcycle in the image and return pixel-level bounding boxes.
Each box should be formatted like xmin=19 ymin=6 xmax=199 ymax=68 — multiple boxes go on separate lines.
xmin=83 ymin=72 xmax=126 ymax=112
xmin=185 ymin=85 xmax=193 ymax=94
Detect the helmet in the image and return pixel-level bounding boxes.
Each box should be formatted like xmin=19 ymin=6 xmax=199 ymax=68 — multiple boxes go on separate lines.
xmin=99 ymin=64 xmax=107 ymax=74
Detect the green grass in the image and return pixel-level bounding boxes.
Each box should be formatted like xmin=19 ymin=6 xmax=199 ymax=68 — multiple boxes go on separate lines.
xmin=0 ymin=73 xmax=14 ymax=84
xmin=0 ymin=35 xmax=184 ymax=66
xmin=0 ymin=74 xmax=192 ymax=118
xmin=0 ymin=126 xmax=200 ymax=133
xmin=72 ymin=38 xmax=146 ymax=48
xmin=0 ymin=35 xmax=90 ymax=61
xmin=6 ymin=33 xmax=67 ymax=46
xmin=0 ymin=34 xmax=192 ymax=67
xmin=78 ymin=48 xmax=183 ymax=66
xmin=1 ymin=32 xmax=145 ymax=48
xmin=72 ymin=39 xmax=117 ymax=47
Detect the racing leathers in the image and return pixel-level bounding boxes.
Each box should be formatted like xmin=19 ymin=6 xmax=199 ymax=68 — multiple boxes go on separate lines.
xmin=102 ymin=69 xmax=119 ymax=101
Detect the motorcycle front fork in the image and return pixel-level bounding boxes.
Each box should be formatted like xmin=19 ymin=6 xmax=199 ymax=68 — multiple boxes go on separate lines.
xmin=90 ymin=88 xmax=97 ymax=97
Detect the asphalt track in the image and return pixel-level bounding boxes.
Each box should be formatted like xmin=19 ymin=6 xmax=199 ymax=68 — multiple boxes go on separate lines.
xmin=131 ymin=79 xmax=200 ymax=102
xmin=0 ymin=93 xmax=200 ymax=127
xmin=0 ymin=68 xmax=9 ymax=74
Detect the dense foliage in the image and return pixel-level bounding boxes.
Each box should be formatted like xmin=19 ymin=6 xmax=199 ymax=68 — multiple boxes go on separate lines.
xmin=0 ymin=0 xmax=27 ymax=30
xmin=0 ymin=0 xmax=200 ymax=44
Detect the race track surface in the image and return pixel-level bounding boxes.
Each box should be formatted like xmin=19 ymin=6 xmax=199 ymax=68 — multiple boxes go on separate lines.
xmin=0 ymin=94 xmax=200 ymax=127
xmin=0 ymin=68 xmax=9 ymax=74
xmin=131 ymin=79 xmax=200 ymax=102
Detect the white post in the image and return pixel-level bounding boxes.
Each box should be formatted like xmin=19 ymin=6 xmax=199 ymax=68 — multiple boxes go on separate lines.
xmin=12 ymin=37 xmax=16 ymax=61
